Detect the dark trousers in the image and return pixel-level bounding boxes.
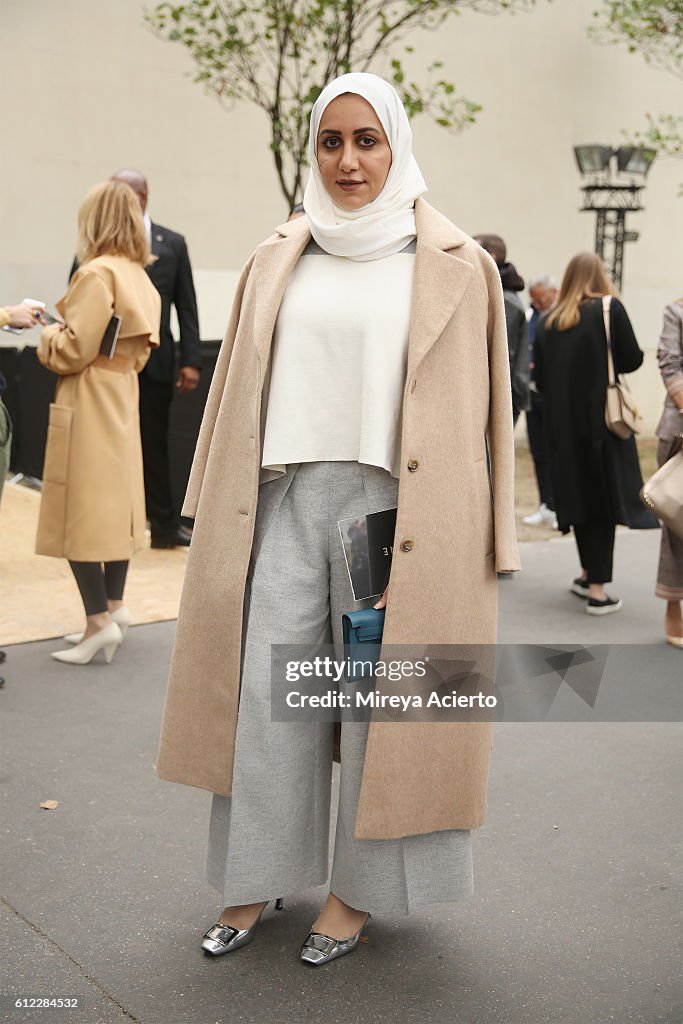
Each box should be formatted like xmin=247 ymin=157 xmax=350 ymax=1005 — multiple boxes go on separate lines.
xmin=526 ymin=391 xmax=554 ymax=510
xmin=69 ymin=561 xmax=129 ymax=616
xmin=573 ymin=523 xmax=616 ymax=584
xmin=138 ymin=370 xmax=178 ymax=537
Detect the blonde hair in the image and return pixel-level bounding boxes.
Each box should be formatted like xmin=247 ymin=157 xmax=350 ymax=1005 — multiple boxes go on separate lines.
xmin=546 ymin=252 xmax=619 ymax=332
xmin=76 ymin=180 xmax=150 ymax=265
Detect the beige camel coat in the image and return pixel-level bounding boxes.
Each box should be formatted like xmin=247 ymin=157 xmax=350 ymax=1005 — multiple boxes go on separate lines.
xmin=156 ymin=200 xmax=520 ymax=840
xmin=35 ymin=255 xmax=160 ymax=561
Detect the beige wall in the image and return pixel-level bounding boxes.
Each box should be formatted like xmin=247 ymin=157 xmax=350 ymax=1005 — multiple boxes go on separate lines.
xmin=2 ymin=0 xmax=682 ymax=429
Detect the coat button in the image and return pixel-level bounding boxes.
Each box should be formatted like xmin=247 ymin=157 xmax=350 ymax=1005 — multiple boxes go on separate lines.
xmin=407 ymin=459 xmax=419 ymax=472
xmin=400 ymin=539 xmax=414 ymax=552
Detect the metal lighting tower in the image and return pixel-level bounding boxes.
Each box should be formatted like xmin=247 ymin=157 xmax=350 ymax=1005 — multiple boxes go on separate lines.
xmin=573 ymin=145 xmax=656 ymax=290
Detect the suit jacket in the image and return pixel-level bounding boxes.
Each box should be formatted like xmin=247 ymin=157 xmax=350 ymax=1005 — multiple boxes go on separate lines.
xmin=69 ymin=221 xmax=201 ymax=385
xmin=146 ymin=222 xmax=201 ymax=383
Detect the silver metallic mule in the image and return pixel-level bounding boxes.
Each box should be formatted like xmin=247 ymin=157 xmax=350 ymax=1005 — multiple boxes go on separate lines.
xmin=201 ymin=897 xmax=284 ymax=956
xmin=300 ymin=914 xmax=370 ymax=966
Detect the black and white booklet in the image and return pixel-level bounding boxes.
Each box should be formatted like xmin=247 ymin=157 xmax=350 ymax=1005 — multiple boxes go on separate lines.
xmin=338 ymin=507 xmax=398 ymax=601
xmin=100 ymin=314 xmax=122 ymax=358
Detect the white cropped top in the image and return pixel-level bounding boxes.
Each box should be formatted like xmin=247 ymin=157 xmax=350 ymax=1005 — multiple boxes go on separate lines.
xmin=261 ymin=238 xmax=415 ymax=480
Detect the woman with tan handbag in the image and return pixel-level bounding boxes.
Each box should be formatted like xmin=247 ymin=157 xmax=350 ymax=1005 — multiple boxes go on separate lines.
xmin=654 ymin=300 xmax=683 ymax=647
xmin=36 ymin=180 xmax=161 ymax=665
xmin=535 ymin=252 xmax=656 ymax=615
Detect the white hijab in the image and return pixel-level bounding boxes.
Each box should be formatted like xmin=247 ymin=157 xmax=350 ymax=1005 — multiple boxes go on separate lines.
xmin=302 ymin=72 xmax=427 ymax=261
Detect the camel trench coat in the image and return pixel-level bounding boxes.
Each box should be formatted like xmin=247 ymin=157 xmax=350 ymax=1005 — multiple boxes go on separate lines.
xmin=156 ymin=199 xmax=520 ymax=840
xmin=35 ymin=255 xmax=161 ymax=562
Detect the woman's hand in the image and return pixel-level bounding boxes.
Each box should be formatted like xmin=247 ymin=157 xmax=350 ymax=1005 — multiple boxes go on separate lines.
xmin=4 ymin=303 xmax=44 ymax=329
xmin=373 ymin=586 xmax=389 ymax=610
xmin=176 ymin=366 xmax=200 ymax=392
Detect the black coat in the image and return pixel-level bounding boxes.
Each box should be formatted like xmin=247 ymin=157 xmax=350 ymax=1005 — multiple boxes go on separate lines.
xmin=69 ymin=221 xmax=201 ymax=385
xmin=504 ymin=290 xmax=530 ymax=414
xmin=535 ymin=297 xmax=658 ymax=532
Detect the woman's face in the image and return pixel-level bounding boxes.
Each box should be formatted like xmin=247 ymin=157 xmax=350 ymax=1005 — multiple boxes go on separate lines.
xmin=316 ymin=94 xmax=392 ymax=211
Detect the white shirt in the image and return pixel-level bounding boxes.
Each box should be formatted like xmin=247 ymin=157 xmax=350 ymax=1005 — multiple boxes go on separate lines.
xmin=261 ymin=240 xmax=415 ymax=480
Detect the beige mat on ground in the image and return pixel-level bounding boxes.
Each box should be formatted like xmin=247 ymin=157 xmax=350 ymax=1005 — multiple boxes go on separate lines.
xmin=1 ymin=440 xmax=657 ymax=646
xmin=1 ymin=484 xmax=188 ymax=646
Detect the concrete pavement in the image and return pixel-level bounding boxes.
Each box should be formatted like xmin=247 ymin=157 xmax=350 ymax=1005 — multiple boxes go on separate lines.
xmin=2 ymin=528 xmax=681 ymax=1024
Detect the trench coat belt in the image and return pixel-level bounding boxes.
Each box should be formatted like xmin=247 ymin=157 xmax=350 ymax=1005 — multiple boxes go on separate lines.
xmin=91 ymin=354 xmax=137 ymax=373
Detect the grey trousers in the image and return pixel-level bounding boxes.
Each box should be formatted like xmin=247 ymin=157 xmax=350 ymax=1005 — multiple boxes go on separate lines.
xmin=206 ymin=462 xmax=473 ymax=916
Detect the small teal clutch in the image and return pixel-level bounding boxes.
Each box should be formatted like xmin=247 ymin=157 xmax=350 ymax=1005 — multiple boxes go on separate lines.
xmin=341 ymin=608 xmax=385 ymax=683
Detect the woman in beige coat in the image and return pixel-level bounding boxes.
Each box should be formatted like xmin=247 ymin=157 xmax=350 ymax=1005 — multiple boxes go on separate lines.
xmin=36 ymin=181 xmax=161 ymax=665
xmin=655 ymin=299 xmax=683 ymax=647
xmin=157 ymin=74 xmax=519 ymax=965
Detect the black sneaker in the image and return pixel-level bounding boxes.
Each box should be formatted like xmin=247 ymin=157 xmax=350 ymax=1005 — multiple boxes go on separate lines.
xmin=586 ymin=595 xmax=623 ymax=616
xmin=570 ymin=577 xmax=589 ymax=599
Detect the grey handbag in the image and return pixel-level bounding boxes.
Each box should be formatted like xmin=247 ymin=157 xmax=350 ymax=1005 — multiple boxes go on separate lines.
xmin=640 ymin=434 xmax=683 ymax=539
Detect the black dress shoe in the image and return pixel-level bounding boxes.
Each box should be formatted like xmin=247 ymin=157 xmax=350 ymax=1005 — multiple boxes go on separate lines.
xmin=151 ymin=528 xmax=192 ymax=549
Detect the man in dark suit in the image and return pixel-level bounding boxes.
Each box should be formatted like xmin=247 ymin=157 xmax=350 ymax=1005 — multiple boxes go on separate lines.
xmin=72 ymin=170 xmax=202 ymax=547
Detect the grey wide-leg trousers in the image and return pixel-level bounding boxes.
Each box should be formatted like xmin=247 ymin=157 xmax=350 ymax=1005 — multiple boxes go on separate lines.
xmin=206 ymin=462 xmax=473 ymax=916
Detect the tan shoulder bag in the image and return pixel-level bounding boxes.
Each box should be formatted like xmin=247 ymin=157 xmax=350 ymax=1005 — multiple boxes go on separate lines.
xmin=641 ymin=434 xmax=683 ymax=540
xmin=603 ymin=295 xmax=641 ymax=439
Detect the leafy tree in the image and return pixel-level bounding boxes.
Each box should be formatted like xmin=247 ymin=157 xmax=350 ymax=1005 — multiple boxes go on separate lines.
xmin=591 ymin=1 xmax=683 ymax=178
xmin=592 ymin=0 xmax=682 ymax=75
xmin=146 ymin=0 xmax=533 ymax=207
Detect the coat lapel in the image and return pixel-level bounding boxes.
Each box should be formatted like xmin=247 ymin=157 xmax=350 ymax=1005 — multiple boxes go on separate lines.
xmin=248 ymin=200 xmax=473 ymax=377
xmin=150 ymin=222 xmax=163 ymax=256
xmin=250 ymin=218 xmax=311 ymax=372
xmin=407 ymin=199 xmax=473 ymax=376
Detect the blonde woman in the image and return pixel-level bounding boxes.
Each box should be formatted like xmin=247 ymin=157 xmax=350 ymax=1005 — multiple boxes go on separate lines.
xmin=655 ymin=299 xmax=683 ymax=647
xmin=36 ymin=180 xmax=161 ymax=665
xmin=535 ymin=252 xmax=655 ymax=615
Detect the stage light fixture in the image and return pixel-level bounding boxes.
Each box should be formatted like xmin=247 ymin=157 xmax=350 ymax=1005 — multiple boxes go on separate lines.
xmin=573 ymin=145 xmax=614 ymax=175
xmin=616 ymin=146 xmax=657 ymax=177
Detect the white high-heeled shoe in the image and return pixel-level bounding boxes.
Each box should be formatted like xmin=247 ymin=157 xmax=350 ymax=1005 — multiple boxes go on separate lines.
xmin=52 ymin=623 xmax=122 ymax=665
xmin=64 ymin=606 xmax=132 ymax=645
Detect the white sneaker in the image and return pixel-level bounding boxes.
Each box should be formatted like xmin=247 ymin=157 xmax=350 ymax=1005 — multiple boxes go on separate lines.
xmin=522 ymin=503 xmax=556 ymax=526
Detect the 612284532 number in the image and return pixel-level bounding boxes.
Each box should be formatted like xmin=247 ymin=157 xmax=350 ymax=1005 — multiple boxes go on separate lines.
xmin=14 ymin=998 xmax=79 ymax=1009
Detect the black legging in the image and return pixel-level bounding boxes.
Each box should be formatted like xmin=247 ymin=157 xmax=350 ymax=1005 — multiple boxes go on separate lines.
xmin=69 ymin=561 xmax=129 ymax=616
